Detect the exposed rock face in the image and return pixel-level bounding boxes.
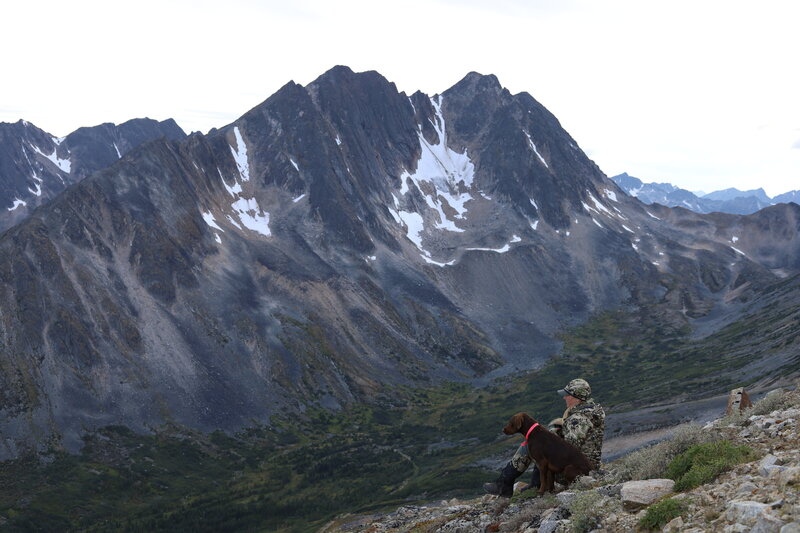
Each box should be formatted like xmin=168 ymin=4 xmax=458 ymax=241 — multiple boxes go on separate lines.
xmin=1 ymin=66 xmax=800 ymax=457
xmin=0 ymin=117 xmax=185 ymax=231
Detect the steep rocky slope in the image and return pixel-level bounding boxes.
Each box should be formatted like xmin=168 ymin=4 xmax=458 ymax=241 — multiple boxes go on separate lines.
xmin=0 ymin=117 xmax=185 ymax=231
xmin=1 ymin=66 xmax=799 ymax=460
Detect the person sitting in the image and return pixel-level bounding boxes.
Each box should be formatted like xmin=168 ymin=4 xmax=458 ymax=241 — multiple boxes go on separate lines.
xmin=483 ymin=378 xmax=605 ymax=497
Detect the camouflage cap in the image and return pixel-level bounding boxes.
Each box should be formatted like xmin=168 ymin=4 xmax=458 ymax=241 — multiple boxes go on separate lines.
xmin=557 ymin=378 xmax=591 ymax=401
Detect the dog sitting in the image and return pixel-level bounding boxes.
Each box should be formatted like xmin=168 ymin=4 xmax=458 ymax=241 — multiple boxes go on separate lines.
xmin=503 ymin=412 xmax=591 ymax=494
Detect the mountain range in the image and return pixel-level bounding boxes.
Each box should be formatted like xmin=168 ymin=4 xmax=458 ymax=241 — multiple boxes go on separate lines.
xmin=1 ymin=66 xmax=799 ymax=463
xmin=611 ymin=172 xmax=800 ymax=215
xmin=0 ymin=118 xmax=185 ymax=232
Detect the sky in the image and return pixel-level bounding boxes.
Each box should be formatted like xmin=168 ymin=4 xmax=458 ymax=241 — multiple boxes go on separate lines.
xmin=2 ymin=0 xmax=798 ymax=196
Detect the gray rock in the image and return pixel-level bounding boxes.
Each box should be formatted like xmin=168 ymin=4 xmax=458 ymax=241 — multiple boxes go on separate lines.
xmin=555 ymin=491 xmax=577 ymax=507
xmin=596 ymin=483 xmax=622 ymax=498
xmin=778 ymin=467 xmax=800 ymax=487
xmin=725 ymin=500 xmax=773 ymax=524
xmin=736 ymin=482 xmax=759 ymax=497
xmin=620 ymin=479 xmax=675 ymax=509
xmin=537 ymin=518 xmax=563 ymax=533
xmin=663 ymin=515 xmax=684 ymax=532
xmin=750 ymin=513 xmax=786 ymax=533
xmin=538 ymin=507 xmax=569 ymax=533
xmin=780 ymin=523 xmax=800 ymax=533
xmin=760 ymin=454 xmax=780 ymax=473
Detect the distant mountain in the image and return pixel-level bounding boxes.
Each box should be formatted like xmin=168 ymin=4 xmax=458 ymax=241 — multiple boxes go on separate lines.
xmin=611 ymin=173 xmax=798 ymax=215
xmin=703 ymin=187 xmax=771 ymax=203
xmin=0 ymin=118 xmax=185 ymax=232
xmin=774 ymin=190 xmax=800 ymax=204
xmin=609 ymin=173 xmax=708 ymax=211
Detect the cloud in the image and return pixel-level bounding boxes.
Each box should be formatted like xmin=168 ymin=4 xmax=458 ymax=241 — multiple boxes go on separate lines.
xmin=793 ymin=138 xmax=800 ymax=150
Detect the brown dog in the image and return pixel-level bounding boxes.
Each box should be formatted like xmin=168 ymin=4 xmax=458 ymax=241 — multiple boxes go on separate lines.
xmin=504 ymin=412 xmax=591 ymax=495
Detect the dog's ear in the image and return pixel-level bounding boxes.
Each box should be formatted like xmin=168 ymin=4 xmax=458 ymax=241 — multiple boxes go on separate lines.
xmin=511 ymin=412 xmax=525 ymax=432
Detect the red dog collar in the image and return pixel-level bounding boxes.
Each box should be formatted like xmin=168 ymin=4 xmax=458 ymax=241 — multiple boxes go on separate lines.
xmin=522 ymin=422 xmax=539 ymax=445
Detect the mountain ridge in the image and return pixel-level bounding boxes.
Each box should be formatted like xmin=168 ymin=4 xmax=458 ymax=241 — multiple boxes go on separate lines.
xmin=0 ymin=117 xmax=186 ymax=232
xmin=611 ymin=172 xmax=799 ymax=215
xmin=0 ymin=66 xmax=798 ymax=461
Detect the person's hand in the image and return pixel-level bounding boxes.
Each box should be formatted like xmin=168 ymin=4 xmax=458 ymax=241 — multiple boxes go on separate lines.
xmin=548 ymin=417 xmax=564 ymax=437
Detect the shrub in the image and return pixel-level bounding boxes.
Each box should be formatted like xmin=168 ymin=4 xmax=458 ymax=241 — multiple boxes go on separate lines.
xmin=567 ymin=491 xmax=621 ymax=533
xmin=637 ymin=497 xmax=687 ymax=531
xmin=666 ymin=440 xmax=756 ymax=491
xmin=609 ymin=424 xmax=711 ymax=483
xmin=750 ymin=388 xmax=790 ymax=416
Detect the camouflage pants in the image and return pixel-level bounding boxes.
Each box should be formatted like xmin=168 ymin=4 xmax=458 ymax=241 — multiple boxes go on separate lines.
xmin=511 ymin=444 xmax=534 ymax=473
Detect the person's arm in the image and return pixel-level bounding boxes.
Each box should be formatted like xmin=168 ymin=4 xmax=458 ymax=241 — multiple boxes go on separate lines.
xmin=562 ymin=412 xmax=592 ymax=447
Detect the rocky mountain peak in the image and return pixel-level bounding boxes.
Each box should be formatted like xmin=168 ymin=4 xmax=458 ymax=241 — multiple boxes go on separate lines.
xmin=1 ymin=66 xmax=799 ymax=465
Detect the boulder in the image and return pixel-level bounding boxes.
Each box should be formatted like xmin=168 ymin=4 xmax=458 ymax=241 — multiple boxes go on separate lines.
xmin=759 ymin=454 xmax=789 ymax=478
xmin=750 ymin=513 xmax=786 ymax=533
xmin=620 ymin=479 xmax=675 ymax=509
xmin=725 ymin=500 xmax=773 ymax=524
xmin=555 ymin=491 xmax=577 ymax=507
xmin=663 ymin=515 xmax=684 ymax=532
xmin=778 ymin=467 xmax=800 ymax=487
xmin=596 ymin=483 xmax=622 ymax=498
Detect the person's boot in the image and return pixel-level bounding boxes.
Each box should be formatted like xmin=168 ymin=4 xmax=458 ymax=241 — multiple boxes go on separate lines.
xmin=521 ymin=466 xmax=541 ymax=493
xmin=483 ymin=463 xmax=522 ymax=497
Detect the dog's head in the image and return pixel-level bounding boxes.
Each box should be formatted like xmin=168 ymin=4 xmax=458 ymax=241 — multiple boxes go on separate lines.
xmin=503 ymin=412 xmax=538 ymax=435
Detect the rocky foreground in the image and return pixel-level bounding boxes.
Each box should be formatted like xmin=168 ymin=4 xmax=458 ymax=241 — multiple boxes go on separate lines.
xmin=323 ymin=386 xmax=800 ymax=532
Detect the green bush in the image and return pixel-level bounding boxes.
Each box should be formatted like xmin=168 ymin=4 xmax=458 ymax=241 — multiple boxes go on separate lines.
xmin=666 ymin=440 xmax=756 ymax=491
xmin=609 ymin=424 xmax=711 ymax=483
xmin=637 ymin=497 xmax=687 ymax=531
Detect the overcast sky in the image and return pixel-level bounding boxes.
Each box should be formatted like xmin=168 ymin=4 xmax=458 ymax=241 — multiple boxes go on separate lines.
xmin=2 ymin=0 xmax=798 ymax=196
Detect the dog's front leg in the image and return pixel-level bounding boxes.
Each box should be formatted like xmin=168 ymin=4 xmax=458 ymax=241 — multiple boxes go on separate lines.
xmin=537 ymin=459 xmax=550 ymax=495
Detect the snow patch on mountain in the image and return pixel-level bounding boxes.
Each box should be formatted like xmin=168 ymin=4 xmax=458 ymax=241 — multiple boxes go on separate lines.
xmin=587 ymin=193 xmax=613 ymax=216
xmin=398 ymin=95 xmax=475 ymax=234
xmin=524 ymin=131 xmax=548 ymax=168
xmin=218 ymin=167 xmax=242 ymax=197
xmin=231 ymin=197 xmax=270 ymax=237
xmin=7 ymin=199 xmax=26 ymax=211
xmin=32 ymin=145 xmax=71 ymax=173
xmin=202 ymin=211 xmax=224 ymax=232
xmin=28 ymin=171 xmax=43 ymax=197
xmin=230 ymin=127 xmax=251 ymax=182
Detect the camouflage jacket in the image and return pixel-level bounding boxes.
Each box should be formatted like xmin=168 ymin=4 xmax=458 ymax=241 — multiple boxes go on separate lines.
xmin=562 ymin=398 xmax=605 ymax=469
